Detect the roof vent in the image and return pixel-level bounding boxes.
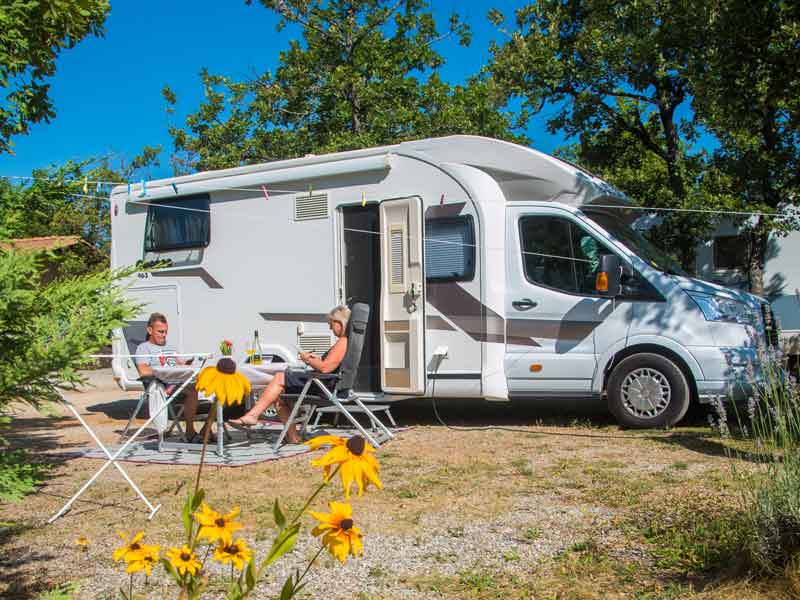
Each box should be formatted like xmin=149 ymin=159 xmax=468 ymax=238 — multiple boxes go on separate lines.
xmin=294 ymin=193 xmax=329 ymax=221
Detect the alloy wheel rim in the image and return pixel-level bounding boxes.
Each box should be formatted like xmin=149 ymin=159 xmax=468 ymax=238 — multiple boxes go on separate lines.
xmin=620 ymin=367 xmax=671 ymax=418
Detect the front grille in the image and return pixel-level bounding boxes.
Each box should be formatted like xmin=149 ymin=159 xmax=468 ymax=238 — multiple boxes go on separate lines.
xmin=761 ymin=302 xmax=780 ymax=348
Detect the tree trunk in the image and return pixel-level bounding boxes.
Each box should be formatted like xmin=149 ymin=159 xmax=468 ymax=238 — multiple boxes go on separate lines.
xmin=746 ymin=222 xmax=769 ymax=297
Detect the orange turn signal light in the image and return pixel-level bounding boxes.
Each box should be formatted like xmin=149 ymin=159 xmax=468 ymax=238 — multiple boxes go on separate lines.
xmin=529 ymin=364 xmax=543 ymax=373
xmin=596 ymin=271 xmax=609 ymax=293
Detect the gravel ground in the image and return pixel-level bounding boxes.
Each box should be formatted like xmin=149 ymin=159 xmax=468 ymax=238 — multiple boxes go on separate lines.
xmin=0 ymin=370 xmax=734 ymax=599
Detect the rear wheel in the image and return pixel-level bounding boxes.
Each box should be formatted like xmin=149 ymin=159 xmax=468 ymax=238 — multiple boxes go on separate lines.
xmin=607 ymin=353 xmax=690 ymax=428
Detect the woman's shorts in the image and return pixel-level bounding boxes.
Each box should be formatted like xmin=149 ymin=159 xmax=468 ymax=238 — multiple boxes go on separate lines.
xmin=284 ymin=368 xmax=337 ymax=395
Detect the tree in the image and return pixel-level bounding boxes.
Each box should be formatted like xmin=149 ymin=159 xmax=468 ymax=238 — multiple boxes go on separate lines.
xmin=687 ymin=0 xmax=800 ymax=295
xmin=488 ymin=1 xmax=726 ymax=271
xmin=0 ymin=147 xmax=160 ymax=277
xmin=489 ymin=1 xmax=800 ymax=290
xmin=0 ymin=0 xmax=111 ymax=154
xmin=165 ymin=0 xmax=526 ymax=172
xmin=0 ymin=249 xmax=137 ymax=408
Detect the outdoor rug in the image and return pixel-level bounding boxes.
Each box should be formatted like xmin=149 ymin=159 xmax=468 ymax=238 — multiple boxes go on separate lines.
xmin=80 ymin=423 xmax=401 ymax=467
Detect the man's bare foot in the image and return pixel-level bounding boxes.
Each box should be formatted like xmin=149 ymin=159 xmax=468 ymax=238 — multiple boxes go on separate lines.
xmin=229 ymin=414 xmax=260 ymax=426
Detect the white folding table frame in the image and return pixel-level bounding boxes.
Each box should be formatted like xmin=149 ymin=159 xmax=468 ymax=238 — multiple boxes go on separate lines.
xmin=48 ymin=353 xmax=210 ymax=523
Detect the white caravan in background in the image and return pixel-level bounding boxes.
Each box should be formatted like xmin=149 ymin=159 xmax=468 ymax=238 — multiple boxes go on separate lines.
xmin=110 ymin=136 xmax=777 ymax=428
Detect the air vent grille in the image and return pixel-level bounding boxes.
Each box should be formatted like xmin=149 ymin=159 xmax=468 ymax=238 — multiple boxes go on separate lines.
xmin=297 ymin=335 xmax=332 ymax=354
xmin=294 ymin=193 xmax=329 ymax=221
xmin=389 ymin=225 xmax=405 ymax=293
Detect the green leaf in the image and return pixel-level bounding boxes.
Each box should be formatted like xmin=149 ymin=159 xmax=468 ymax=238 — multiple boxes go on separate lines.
xmin=273 ymin=498 xmax=286 ymax=530
xmin=245 ymin=558 xmax=256 ymax=591
xmin=261 ymin=523 xmax=300 ymax=569
xmin=160 ymin=557 xmax=180 ymax=584
xmin=279 ymin=574 xmax=296 ymax=600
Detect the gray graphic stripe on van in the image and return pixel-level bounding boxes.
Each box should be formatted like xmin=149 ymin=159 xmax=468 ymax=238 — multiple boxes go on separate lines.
xmin=260 ymin=313 xmax=329 ymax=323
xmin=152 ymin=267 xmax=222 ymax=289
xmin=506 ymin=319 xmax=597 ymax=342
xmin=426 ymin=315 xmax=456 ymax=331
xmin=426 ymin=281 xmax=536 ymax=346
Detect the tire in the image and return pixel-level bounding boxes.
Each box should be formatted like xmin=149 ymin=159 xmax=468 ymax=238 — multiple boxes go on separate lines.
xmin=607 ymin=353 xmax=691 ymax=428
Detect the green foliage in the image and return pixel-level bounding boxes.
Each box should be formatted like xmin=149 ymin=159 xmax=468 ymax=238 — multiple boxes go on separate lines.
xmin=0 ymin=249 xmax=137 ymax=408
xmin=166 ymin=0 xmax=526 ymax=172
xmin=729 ymin=359 xmax=800 ymax=573
xmin=35 ymin=582 xmax=79 ymax=600
xmin=0 ymin=0 xmax=110 ymax=154
xmin=0 ymin=149 xmax=160 ymax=278
xmin=0 ymin=415 xmax=50 ymax=501
xmin=640 ymin=508 xmax=745 ymax=574
xmin=489 ymin=1 xmax=800 ymax=284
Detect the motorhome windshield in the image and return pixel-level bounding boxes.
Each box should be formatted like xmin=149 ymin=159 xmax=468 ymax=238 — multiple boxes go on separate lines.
xmin=584 ymin=210 xmax=687 ymax=276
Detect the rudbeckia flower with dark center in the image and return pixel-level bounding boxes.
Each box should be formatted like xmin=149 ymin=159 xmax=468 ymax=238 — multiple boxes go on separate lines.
xmin=194 ymin=502 xmax=243 ymax=545
xmin=195 ymin=357 xmax=251 ymax=406
xmin=125 ymin=544 xmax=160 ymax=576
xmin=306 ymin=435 xmax=382 ymax=498
xmin=113 ymin=531 xmax=146 ymax=563
xmin=309 ymin=501 xmax=363 ymax=564
xmin=213 ymin=538 xmax=253 ymax=571
xmin=166 ymin=545 xmax=202 ymax=576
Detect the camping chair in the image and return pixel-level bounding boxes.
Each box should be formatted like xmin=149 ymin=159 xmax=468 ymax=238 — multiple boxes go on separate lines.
xmin=121 ymin=377 xmax=185 ymax=438
xmin=273 ymin=302 xmax=395 ymax=451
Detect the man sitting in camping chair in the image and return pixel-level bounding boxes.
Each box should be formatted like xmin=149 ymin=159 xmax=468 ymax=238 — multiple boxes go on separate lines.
xmin=134 ymin=312 xmax=201 ymax=442
xmin=230 ymin=305 xmax=350 ymax=443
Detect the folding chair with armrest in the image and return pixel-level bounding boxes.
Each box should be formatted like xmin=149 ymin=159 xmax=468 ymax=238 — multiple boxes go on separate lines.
xmin=274 ymin=303 xmax=395 ymax=451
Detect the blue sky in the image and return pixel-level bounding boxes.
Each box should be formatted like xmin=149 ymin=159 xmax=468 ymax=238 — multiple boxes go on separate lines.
xmin=0 ymin=0 xmax=566 ymax=180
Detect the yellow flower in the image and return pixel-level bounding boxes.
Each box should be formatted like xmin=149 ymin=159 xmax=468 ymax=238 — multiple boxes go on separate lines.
xmin=113 ymin=531 xmax=146 ymax=563
xmin=74 ymin=536 xmax=90 ymax=551
xmin=307 ymin=435 xmax=382 ymax=498
xmin=195 ymin=357 xmax=251 ymax=406
xmin=126 ymin=544 xmax=160 ymax=576
xmin=166 ymin=545 xmax=202 ymax=577
xmin=213 ymin=538 xmax=252 ymax=571
xmin=309 ymin=501 xmax=363 ymax=564
xmin=194 ymin=502 xmax=243 ymax=546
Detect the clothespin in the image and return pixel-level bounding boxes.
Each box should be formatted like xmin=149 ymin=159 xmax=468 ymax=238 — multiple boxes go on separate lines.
xmin=261 ymin=185 xmax=269 ymax=201
xmin=440 ymin=192 xmax=445 ymax=206
xmin=127 ymin=182 xmax=131 ymax=197
xmin=138 ymin=179 xmax=147 ymax=198
xmin=308 ymin=183 xmax=313 ymax=197
xmin=83 ymin=176 xmax=88 ymax=194
xmin=171 ymin=183 xmax=179 ymax=194
xmin=361 ymin=191 xmax=366 ymax=207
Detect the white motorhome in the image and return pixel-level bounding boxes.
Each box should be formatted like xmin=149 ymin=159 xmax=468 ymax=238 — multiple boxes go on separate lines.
xmin=696 ymin=223 xmax=800 ymax=363
xmin=110 ymin=135 xmax=776 ymax=428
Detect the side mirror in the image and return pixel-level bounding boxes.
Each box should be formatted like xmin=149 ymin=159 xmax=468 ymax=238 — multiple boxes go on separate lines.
xmin=596 ymin=254 xmax=622 ymax=297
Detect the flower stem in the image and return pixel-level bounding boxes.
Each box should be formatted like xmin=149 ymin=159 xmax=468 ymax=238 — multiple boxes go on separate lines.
xmin=128 ymin=573 xmax=133 ymax=599
xmin=193 ymin=402 xmax=218 ymax=498
xmin=289 ymin=464 xmax=341 ymax=524
xmin=296 ymin=546 xmax=324 ymax=588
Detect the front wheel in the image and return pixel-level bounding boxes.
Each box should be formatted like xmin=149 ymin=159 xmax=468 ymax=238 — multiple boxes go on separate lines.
xmin=607 ymin=353 xmax=690 ymax=428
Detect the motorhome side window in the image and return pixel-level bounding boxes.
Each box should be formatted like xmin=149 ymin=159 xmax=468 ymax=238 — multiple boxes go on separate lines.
xmin=144 ymin=195 xmax=211 ymax=252
xmin=424 ymin=215 xmax=476 ymax=282
xmin=519 ymin=215 xmax=612 ymax=296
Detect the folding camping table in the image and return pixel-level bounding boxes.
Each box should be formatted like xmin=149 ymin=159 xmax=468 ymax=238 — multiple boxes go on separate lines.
xmin=48 ymin=354 xmax=210 ymax=523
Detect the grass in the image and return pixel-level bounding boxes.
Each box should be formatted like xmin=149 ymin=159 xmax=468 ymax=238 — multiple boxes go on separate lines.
xmin=36 ymin=583 xmax=79 ymax=600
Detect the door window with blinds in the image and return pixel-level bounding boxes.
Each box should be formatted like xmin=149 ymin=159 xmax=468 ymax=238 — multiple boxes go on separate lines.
xmin=424 ymin=215 xmax=476 ymax=282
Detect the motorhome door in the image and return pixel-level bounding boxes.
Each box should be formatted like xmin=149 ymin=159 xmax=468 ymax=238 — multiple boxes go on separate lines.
xmin=379 ymin=197 xmax=425 ymax=394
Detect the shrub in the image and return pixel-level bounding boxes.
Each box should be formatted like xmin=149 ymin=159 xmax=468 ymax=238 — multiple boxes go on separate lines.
xmin=0 ymin=249 xmax=137 ymax=410
xmin=724 ymin=352 xmax=800 ymax=573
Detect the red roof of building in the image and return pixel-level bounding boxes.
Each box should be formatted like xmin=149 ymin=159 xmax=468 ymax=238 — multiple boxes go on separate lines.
xmin=0 ymin=235 xmax=82 ymax=252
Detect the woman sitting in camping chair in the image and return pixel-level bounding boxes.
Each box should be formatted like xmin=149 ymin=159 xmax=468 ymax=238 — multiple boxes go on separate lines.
xmin=230 ymin=305 xmax=350 ymax=443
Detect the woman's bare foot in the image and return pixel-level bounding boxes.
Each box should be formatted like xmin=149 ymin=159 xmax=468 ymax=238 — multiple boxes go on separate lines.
xmin=229 ymin=414 xmax=260 ymax=426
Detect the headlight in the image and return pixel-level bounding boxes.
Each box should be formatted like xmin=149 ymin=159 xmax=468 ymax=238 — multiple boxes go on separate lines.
xmin=687 ymin=292 xmax=755 ymax=325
